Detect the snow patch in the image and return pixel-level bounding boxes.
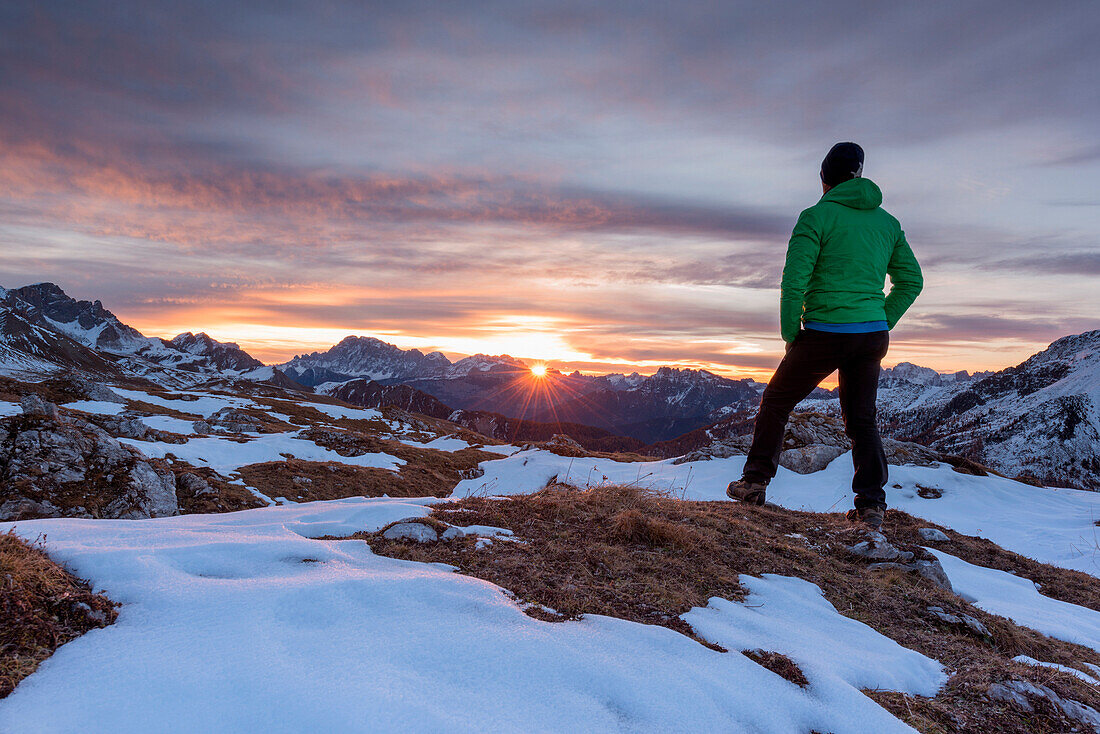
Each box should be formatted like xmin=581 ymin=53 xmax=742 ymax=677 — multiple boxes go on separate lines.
xmin=929 ymin=549 xmax=1100 ymax=653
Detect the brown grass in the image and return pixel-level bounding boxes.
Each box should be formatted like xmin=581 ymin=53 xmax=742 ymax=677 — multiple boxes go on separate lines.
xmin=0 ymin=531 xmax=117 ymax=698
xmin=352 ymin=484 xmax=1100 ymax=733
xmin=236 ymin=440 xmax=497 ymax=502
xmin=742 ymin=649 xmax=809 ymax=687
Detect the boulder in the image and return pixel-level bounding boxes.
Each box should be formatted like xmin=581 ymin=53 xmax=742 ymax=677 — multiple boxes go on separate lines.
xmin=382 ymin=522 xmax=439 ymax=543
xmin=440 ymin=526 xmax=465 ymax=541
xmin=918 ymin=527 xmax=950 ymax=542
xmin=779 ymin=443 xmax=846 ymax=474
xmin=176 ymin=472 xmax=216 ymax=498
xmin=195 ymin=407 xmax=264 ymax=434
xmin=20 ymin=394 xmax=60 ymax=421
xmin=64 ymin=375 xmax=126 ymax=404
xmin=848 ymin=532 xmax=913 ymax=562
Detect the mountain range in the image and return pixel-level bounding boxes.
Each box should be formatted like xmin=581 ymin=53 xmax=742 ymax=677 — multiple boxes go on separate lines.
xmin=1 ymin=281 xmax=1097 ymax=488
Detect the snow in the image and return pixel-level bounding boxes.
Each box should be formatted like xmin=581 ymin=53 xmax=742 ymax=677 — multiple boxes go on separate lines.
xmin=453 ymin=449 xmax=1100 ymax=577
xmin=62 ymin=400 xmax=127 ymax=416
xmin=399 ymin=435 xmax=477 ymax=452
xmin=138 ymin=414 xmax=199 ymax=434
xmin=684 ymin=575 xmax=945 ymax=723
xmin=929 ymin=548 xmax=1100 ymax=653
xmin=1012 ymin=655 xmax=1100 ymax=686
xmin=304 ymin=402 xmax=384 ymax=422
xmin=0 ymin=499 xmax=938 ymax=733
xmin=112 ymin=387 xmax=256 ymax=418
xmin=119 ymin=431 xmax=404 ymax=475
xmin=0 ymin=400 xmax=20 ymax=417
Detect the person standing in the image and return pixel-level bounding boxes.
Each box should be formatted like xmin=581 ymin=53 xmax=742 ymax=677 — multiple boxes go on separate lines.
xmin=726 ymin=142 xmax=923 ymax=531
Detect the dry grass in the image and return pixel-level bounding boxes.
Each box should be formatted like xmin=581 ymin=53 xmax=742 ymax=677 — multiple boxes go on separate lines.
xmin=236 ymin=441 xmax=497 ymax=502
xmin=742 ymin=649 xmax=809 ymax=687
xmin=354 ymin=484 xmax=1100 ymax=733
xmin=0 ymin=531 xmax=117 ymax=698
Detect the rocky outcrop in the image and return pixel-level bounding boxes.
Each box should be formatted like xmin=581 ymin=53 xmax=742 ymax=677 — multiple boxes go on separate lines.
xmin=0 ymin=397 xmax=179 ymax=520
xmin=672 ymin=412 xmax=941 ymax=473
xmin=85 ymin=413 xmax=188 ymax=444
xmin=193 ymin=407 xmax=265 ymax=434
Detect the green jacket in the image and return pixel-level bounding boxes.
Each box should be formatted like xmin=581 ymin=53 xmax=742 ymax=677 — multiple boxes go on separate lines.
xmin=780 ymin=177 xmax=923 ymax=343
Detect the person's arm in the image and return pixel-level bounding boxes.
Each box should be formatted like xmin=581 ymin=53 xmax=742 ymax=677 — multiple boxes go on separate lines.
xmin=779 ymin=209 xmax=821 ymax=343
xmin=884 ymin=230 xmax=923 ymax=328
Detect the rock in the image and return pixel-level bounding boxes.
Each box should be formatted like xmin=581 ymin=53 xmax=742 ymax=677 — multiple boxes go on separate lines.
xmin=382 ymin=522 xmax=438 ymax=543
xmin=200 ymin=407 xmax=264 ymax=434
xmin=87 ymin=414 xmax=188 ymax=444
xmin=20 ymin=394 xmax=60 ymax=421
xmin=64 ymin=375 xmax=126 ymax=404
xmin=912 ymin=559 xmax=953 ymax=591
xmin=0 ymin=498 xmax=61 ymax=522
xmin=988 ymin=679 xmax=1100 ymax=730
xmin=0 ymin=408 xmax=179 ymax=519
xmin=848 ymin=532 xmax=912 ymax=562
xmin=918 ymin=528 xmax=950 ymax=542
xmin=672 ymin=437 xmax=750 ymax=464
xmin=988 ymin=682 xmax=1034 ymax=712
xmin=779 ymin=443 xmax=846 ymax=474
xmin=176 ymin=472 xmax=216 ymax=497
xmin=928 ymin=606 xmax=989 ymax=637
xmin=440 ymin=526 xmax=465 ymax=541
xmin=192 ymin=420 xmax=214 ymax=434
xmin=672 ymin=412 xmax=943 ymax=471
xmin=292 ymin=476 xmax=313 ymax=487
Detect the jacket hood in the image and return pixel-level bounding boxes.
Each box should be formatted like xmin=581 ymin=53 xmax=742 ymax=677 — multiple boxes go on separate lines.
xmin=820 ymin=177 xmax=882 ymax=210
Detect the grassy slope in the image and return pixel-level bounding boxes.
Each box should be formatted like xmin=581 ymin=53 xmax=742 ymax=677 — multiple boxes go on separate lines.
xmin=359 ymin=485 xmax=1100 ymax=734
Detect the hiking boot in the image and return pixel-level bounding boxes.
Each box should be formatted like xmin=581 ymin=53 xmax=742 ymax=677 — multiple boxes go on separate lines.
xmin=726 ymin=479 xmax=766 ymax=506
xmin=846 ymin=506 xmax=885 ymax=532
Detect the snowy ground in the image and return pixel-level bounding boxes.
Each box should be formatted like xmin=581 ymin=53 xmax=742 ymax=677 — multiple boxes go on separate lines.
xmin=8 ymin=388 xmax=1100 ymax=731
xmin=452 ymin=449 xmax=1100 ymax=577
xmin=119 ymin=431 xmax=405 ymax=475
xmin=0 ymin=499 xmax=944 ymax=734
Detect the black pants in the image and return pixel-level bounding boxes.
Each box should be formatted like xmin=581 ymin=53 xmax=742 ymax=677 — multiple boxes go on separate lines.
xmin=742 ymin=329 xmax=890 ymax=510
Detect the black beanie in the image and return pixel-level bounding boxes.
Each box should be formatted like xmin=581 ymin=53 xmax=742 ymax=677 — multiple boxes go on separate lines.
xmin=820 ymin=142 xmax=864 ymax=187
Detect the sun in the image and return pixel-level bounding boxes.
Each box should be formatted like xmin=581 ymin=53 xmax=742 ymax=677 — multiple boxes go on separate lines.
xmin=530 ymin=363 xmax=548 ymax=378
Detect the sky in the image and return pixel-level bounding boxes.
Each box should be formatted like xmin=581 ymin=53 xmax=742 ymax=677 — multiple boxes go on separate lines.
xmin=1 ymin=0 xmax=1098 ymax=380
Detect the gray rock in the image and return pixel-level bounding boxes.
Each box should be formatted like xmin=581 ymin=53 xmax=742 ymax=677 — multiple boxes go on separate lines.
xmin=912 ymin=559 xmax=953 ymax=592
xmin=177 ymin=472 xmax=216 ymax=497
xmin=848 ymin=532 xmax=909 ymax=562
xmin=440 ymin=526 xmax=465 ymax=541
xmin=0 ymin=408 xmax=179 ymax=519
xmin=20 ymin=394 xmax=60 ymax=421
xmin=988 ymin=679 xmax=1100 ymax=731
xmin=65 ymin=376 xmax=126 ymax=404
xmin=918 ymin=527 xmax=950 ymax=542
xmin=382 ymin=522 xmax=439 ymax=543
xmin=0 ymin=498 xmax=61 ymax=522
xmin=200 ymin=407 xmax=264 ymax=434
xmin=779 ymin=443 xmax=846 ymax=474
xmin=672 ymin=412 xmax=942 ymax=470
xmin=928 ymin=606 xmax=989 ymax=636
xmin=988 ymin=682 xmax=1034 ymax=712
xmin=546 ymin=434 xmax=584 ymax=451
xmin=87 ymin=414 xmax=188 ymax=444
